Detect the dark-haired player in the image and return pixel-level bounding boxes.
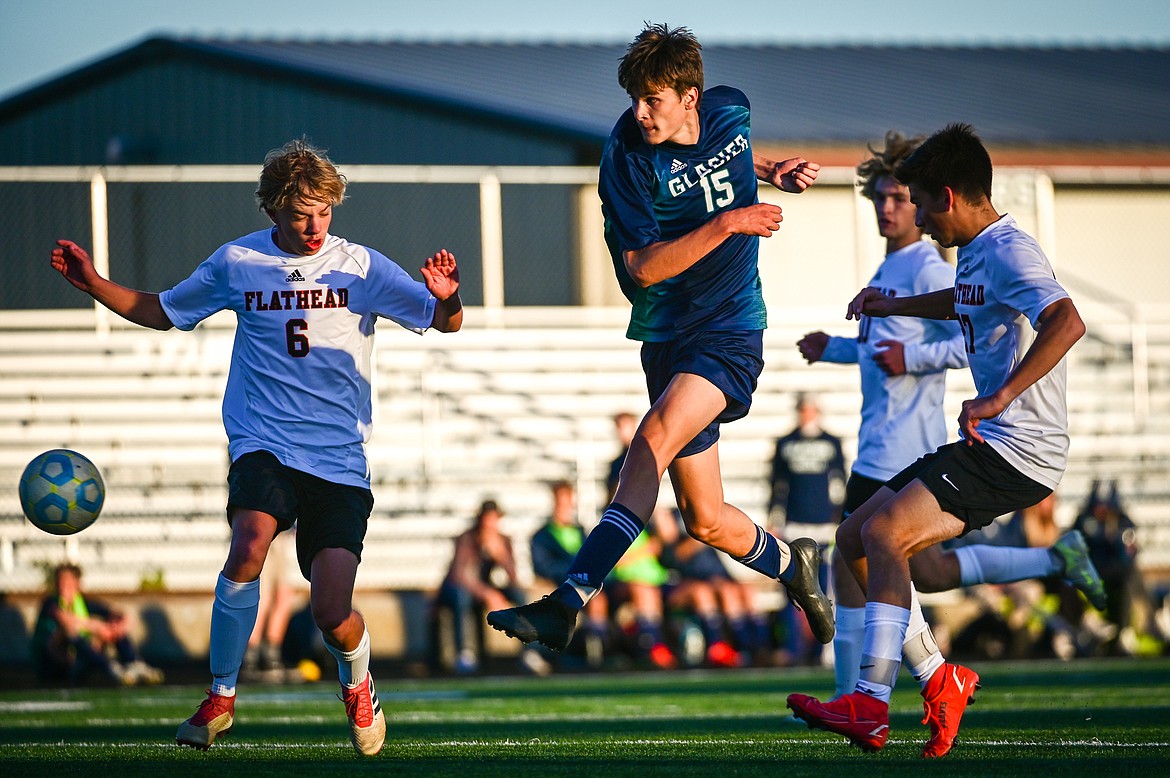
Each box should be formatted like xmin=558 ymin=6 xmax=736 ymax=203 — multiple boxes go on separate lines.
xmin=489 ymin=22 xmax=834 ymax=655
xmin=788 ymin=123 xmax=1086 ymax=757
xmin=799 ymin=132 xmax=1103 ymax=755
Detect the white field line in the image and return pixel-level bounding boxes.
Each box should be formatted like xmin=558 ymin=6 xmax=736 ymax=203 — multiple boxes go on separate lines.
xmin=6 ymin=707 xmax=1166 ymax=728
xmin=5 ymin=709 xmax=777 ymax=728
xmin=4 ymin=738 xmax=1170 ymax=750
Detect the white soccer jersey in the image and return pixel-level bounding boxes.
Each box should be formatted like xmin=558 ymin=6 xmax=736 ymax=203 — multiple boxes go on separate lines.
xmin=821 ymin=241 xmax=967 ymax=481
xmin=953 ymin=214 xmax=1071 ymax=489
xmin=159 ymin=228 xmax=437 ymax=488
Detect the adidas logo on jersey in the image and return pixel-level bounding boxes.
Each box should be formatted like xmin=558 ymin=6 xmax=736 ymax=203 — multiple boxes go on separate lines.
xmin=285 ymin=269 xmax=306 ymax=283
xmin=669 ymin=158 xmax=687 ymax=174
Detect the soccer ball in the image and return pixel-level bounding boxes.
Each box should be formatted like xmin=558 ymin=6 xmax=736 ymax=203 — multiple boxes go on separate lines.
xmin=18 ymin=449 xmax=105 ymax=535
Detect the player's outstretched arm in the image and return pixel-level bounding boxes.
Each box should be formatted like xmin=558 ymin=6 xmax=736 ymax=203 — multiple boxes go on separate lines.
xmin=50 ymin=239 xmax=173 ymax=330
xmin=755 ymin=154 xmax=820 ymax=193
xmin=625 ymin=203 xmax=783 ymax=287
xmin=421 ymin=249 xmax=462 ymax=332
xmin=847 ymin=287 xmax=955 ymax=321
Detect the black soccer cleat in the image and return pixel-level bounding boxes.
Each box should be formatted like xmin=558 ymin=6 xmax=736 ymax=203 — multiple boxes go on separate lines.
xmin=487 ymin=593 xmax=579 ymax=652
xmin=782 ymin=538 xmax=835 ymax=644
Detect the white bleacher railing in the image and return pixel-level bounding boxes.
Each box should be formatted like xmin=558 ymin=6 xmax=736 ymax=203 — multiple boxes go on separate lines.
xmin=2 ymin=304 xmax=1170 ymax=594
xmin=1 ymin=163 xmax=607 ymax=328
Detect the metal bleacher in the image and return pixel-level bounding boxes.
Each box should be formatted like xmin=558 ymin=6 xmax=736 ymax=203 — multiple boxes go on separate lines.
xmin=2 ymin=303 xmax=1170 ymax=595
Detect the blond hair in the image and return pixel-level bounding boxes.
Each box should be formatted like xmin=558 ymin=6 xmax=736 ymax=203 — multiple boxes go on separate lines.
xmin=856 ymin=131 xmax=924 ymax=201
xmin=255 ymin=139 xmax=347 ymax=213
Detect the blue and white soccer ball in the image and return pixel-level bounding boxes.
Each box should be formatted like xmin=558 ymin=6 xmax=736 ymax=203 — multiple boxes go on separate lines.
xmin=18 ymin=449 xmax=105 ymax=535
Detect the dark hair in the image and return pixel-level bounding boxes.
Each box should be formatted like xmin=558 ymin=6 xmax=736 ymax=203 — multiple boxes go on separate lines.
xmin=476 ymin=499 xmax=503 ymax=521
xmin=795 ymin=392 xmax=818 ymax=412
xmin=856 ymin=131 xmax=924 ymax=201
xmin=617 ymin=23 xmax=703 ymax=100
xmin=894 ymin=123 xmax=993 ymax=205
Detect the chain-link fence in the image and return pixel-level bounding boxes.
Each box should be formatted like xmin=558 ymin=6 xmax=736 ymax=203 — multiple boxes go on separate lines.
xmin=2 ymin=165 xmax=605 ymax=311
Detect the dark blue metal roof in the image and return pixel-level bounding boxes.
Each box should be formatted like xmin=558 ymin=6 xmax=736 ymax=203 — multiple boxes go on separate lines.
xmin=5 ymin=37 xmax=1169 ymax=147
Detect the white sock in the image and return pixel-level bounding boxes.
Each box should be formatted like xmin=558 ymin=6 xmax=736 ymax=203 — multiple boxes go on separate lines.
xmin=901 ymin=586 xmax=944 ymax=686
xmin=327 ymin=627 xmax=371 ymax=688
xmin=857 ymin=601 xmax=910 ymax=704
xmin=776 ymin=538 xmax=793 ymax=577
xmin=209 ymin=573 xmax=260 ymax=697
xmin=833 ymin=606 xmax=866 ymax=698
xmin=956 ymin=545 xmax=1058 ymax=586
xmin=564 ymin=578 xmax=602 ymax=606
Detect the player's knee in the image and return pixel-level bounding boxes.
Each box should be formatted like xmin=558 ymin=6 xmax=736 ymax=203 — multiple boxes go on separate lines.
xmin=310 ymin=601 xmax=352 ymax=636
xmin=680 ymin=512 xmax=720 ymax=545
xmin=835 ymin=519 xmax=862 ymax=560
xmin=858 ymin=512 xmax=900 ymax=556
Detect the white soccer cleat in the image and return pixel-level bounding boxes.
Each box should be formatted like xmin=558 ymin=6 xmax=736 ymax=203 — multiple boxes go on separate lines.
xmin=340 ymin=672 xmax=386 ymax=756
xmin=176 ymin=690 xmax=235 ymax=750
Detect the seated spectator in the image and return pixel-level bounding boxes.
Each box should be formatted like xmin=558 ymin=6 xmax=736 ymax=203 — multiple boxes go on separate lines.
xmin=653 ymin=508 xmax=770 ymax=667
xmin=530 ymin=480 xmax=611 ymax=668
xmin=607 ymin=526 xmax=677 ymax=669
xmin=436 ymin=500 xmax=544 ymax=674
xmin=1074 ymin=480 xmax=1163 ymax=655
xmin=31 ymin=563 xmax=163 ymax=686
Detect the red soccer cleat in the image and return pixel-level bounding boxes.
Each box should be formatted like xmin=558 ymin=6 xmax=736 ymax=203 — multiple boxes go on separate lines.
xmin=787 ymin=690 xmax=889 ymax=752
xmin=175 ymin=689 xmax=235 ymax=750
xmin=648 ymin=642 xmax=678 ymax=670
xmin=706 ymin=640 xmax=742 ymax=668
xmin=920 ymin=662 xmax=981 ymax=758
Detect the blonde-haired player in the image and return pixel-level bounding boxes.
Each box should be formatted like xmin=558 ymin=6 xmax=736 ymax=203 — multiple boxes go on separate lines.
xmin=50 ymin=139 xmax=463 ymax=756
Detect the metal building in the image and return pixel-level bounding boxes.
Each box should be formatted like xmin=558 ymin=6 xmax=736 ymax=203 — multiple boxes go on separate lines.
xmin=2 ymin=38 xmax=1169 ymax=309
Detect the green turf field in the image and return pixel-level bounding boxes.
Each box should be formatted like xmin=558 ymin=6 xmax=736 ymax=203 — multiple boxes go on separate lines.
xmin=2 ymin=657 xmax=1167 ymax=776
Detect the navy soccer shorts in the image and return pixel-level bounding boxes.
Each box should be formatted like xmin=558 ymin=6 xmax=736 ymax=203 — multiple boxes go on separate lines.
xmin=641 ymin=329 xmax=764 ymax=458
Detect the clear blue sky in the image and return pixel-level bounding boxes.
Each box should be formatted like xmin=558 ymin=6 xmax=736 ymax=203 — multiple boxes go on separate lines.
xmin=2 ymin=0 xmax=1167 ymax=101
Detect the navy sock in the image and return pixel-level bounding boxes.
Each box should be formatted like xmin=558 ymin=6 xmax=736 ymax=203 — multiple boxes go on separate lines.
xmin=636 ymin=616 xmax=664 ymax=650
xmin=561 ymin=503 xmax=644 ymax=608
xmin=700 ymin=614 xmax=725 ymax=646
xmin=729 ymin=615 xmax=756 ymax=652
xmin=733 ymin=524 xmax=783 ymax=580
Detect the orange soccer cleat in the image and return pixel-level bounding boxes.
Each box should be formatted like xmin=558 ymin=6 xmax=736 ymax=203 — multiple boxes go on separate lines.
xmin=919 ymin=662 xmax=981 ymax=758
xmin=787 ymin=690 xmax=890 ymax=752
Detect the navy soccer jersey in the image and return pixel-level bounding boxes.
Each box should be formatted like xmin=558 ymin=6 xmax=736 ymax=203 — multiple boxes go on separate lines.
xmin=599 ymin=86 xmax=767 ymax=342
